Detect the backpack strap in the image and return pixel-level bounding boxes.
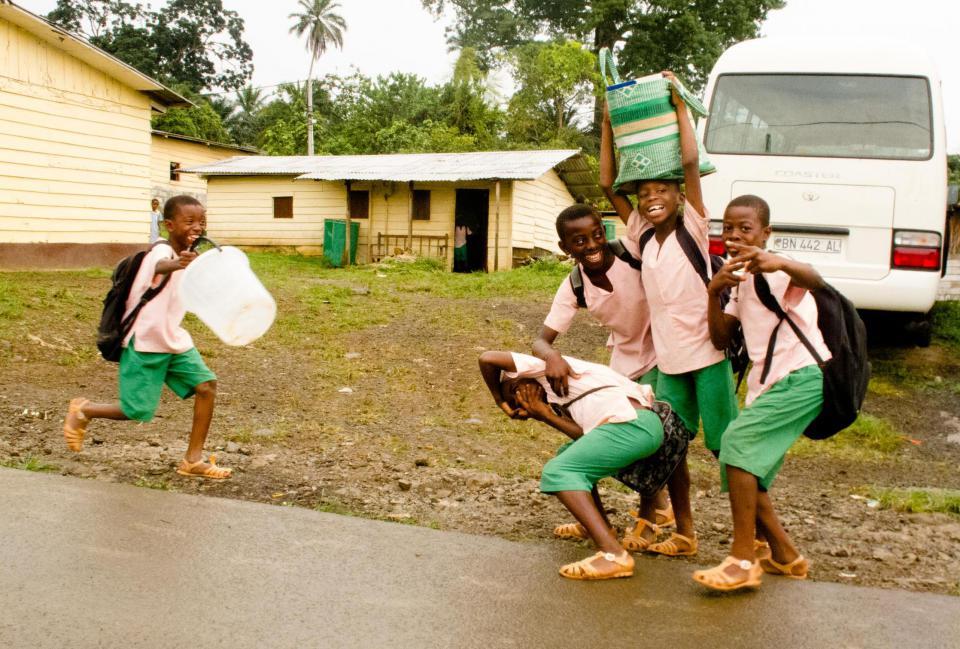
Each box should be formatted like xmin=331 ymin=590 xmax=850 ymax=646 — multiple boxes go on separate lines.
xmin=118 ymin=240 xmax=175 ymax=336
xmin=558 ymin=385 xmax=617 ymax=417
xmin=753 ymin=273 xmax=825 ymax=384
xmin=568 ymin=266 xmax=586 ymax=309
xmin=674 ymin=214 xmax=711 ymax=288
xmin=608 ymin=239 xmax=642 ymax=271
xmin=638 ymin=228 xmax=656 ymax=260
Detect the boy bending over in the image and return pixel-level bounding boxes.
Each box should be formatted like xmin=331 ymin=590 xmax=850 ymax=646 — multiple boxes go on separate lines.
xmin=695 ymin=194 xmax=829 ymax=591
xmin=63 ymin=195 xmax=231 ymax=480
xmin=479 ymin=351 xmax=690 ymax=581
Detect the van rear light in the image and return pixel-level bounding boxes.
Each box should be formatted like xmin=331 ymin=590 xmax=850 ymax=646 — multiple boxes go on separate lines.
xmin=709 ymin=237 xmax=727 ymax=257
xmin=708 ymin=221 xmax=726 ymax=256
xmin=891 ymin=230 xmax=941 ymax=270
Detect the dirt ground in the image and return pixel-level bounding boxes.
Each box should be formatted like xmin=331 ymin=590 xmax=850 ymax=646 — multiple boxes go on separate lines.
xmin=1 ymin=257 xmax=959 ymax=595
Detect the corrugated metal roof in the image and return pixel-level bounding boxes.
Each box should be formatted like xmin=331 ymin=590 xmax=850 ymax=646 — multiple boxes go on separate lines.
xmin=183 ymin=150 xmax=581 ymax=181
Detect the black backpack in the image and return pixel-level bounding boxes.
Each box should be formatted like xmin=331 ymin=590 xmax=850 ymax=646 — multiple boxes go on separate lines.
xmin=638 ymin=216 xmax=750 ymax=383
xmin=568 ymin=239 xmax=643 ymax=308
xmin=753 ymin=273 xmax=870 ymax=440
xmin=96 ymin=241 xmax=172 ymax=362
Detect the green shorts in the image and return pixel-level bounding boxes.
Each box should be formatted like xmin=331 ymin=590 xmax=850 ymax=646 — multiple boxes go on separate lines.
xmin=656 ymin=359 xmax=738 ymax=452
xmin=719 ymin=365 xmax=823 ymax=492
xmin=634 ymin=366 xmax=659 ymax=393
xmin=454 ymin=245 xmax=468 ymax=263
xmin=540 ymin=409 xmax=664 ymax=493
xmin=119 ymin=341 xmax=216 ymax=422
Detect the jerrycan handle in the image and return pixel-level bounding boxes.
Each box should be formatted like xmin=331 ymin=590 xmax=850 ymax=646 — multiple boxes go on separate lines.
xmin=190 ymin=235 xmax=222 ymax=252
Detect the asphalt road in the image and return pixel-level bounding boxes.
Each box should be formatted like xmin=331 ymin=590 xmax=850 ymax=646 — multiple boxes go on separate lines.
xmin=1 ymin=468 xmax=957 ymax=649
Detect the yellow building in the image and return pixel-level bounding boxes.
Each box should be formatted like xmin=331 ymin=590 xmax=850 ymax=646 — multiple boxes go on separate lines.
xmin=186 ymin=150 xmax=599 ymax=271
xmin=150 ymin=130 xmax=257 ymax=204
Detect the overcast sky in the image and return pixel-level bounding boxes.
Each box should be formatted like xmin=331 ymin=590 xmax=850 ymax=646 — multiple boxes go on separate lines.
xmin=25 ymin=0 xmax=960 ymax=152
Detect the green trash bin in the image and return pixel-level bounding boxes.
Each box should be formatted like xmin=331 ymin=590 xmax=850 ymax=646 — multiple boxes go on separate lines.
xmin=603 ymin=219 xmax=618 ymax=241
xmin=324 ymin=219 xmax=360 ymax=267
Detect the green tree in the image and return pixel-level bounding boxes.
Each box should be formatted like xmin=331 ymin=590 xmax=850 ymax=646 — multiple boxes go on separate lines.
xmin=506 ymin=41 xmax=597 ymax=146
xmin=152 ymin=86 xmax=232 ymax=143
xmin=227 ymin=85 xmax=267 ymax=147
xmin=289 ymin=0 xmax=347 ymax=155
xmin=47 ymin=0 xmax=253 ymax=93
xmin=423 ymin=0 xmax=784 ymax=131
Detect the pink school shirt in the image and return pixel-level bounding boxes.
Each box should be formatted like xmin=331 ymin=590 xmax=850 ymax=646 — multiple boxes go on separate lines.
xmin=627 ymin=203 xmax=724 ymax=375
xmin=543 ymin=246 xmax=656 ymax=379
xmin=724 ymin=267 xmax=831 ymax=405
xmin=122 ymin=243 xmax=194 ymax=354
xmin=503 ymin=352 xmax=654 ymax=435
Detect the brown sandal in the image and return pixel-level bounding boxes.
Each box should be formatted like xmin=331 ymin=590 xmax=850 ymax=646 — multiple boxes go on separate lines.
xmin=63 ymin=398 xmax=90 ymax=452
xmin=176 ymin=454 xmax=232 ymax=480
xmin=760 ymin=554 xmax=809 ymax=579
xmin=647 ymin=532 xmax=698 ymax=557
xmin=692 ymin=556 xmax=763 ymax=592
xmin=754 ymin=539 xmax=772 ymax=561
xmin=655 ymin=506 xmax=676 ymax=528
xmin=621 ymin=515 xmax=658 ymax=552
xmin=559 ymin=551 xmax=634 ymax=581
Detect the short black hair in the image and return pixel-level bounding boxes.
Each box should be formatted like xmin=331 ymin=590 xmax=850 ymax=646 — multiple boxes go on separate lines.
xmin=163 ymin=194 xmax=202 ymax=221
xmin=556 ymin=203 xmax=601 ymax=239
xmin=727 ymin=194 xmax=770 ymax=227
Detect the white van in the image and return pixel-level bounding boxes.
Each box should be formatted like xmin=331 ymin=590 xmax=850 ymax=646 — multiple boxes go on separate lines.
xmin=699 ymin=37 xmax=947 ymax=341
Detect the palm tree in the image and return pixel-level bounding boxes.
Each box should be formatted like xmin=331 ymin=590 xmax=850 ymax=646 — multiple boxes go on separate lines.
xmin=289 ymin=0 xmax=346 ymax=156
xmin=230 ymin=85 xmax=266 ymax=146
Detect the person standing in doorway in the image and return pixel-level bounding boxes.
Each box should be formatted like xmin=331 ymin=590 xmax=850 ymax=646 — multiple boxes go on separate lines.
xmin=149 ymin=198 xmax=163 ymax=243
xmin=454 ymin=222 xmax=473 ymax=272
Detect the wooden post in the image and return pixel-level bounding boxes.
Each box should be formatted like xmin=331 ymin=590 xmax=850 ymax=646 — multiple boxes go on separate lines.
xmin=343 ymin=179 xmax=352 ymax=267
xmin=493 ymin=180 xmax=501 ymax=272
xmin=407 ymin=181 xmax=414 ymax=252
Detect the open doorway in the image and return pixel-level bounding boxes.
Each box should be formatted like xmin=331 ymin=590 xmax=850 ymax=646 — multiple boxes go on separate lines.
xmin=454 ymin=189 xmax=489 ymax=272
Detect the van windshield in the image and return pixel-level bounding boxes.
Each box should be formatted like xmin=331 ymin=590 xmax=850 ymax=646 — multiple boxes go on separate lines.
xmin=704 ymin=74 xmax=932 ymax=160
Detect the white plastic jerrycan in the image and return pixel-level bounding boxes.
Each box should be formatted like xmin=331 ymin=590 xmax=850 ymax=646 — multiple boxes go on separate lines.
xmin=180 ymin=245 xmax=276 ymax=346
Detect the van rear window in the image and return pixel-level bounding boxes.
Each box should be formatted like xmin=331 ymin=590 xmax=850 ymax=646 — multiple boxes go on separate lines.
xmin=704 ymin=74 xmax=932 ymax=160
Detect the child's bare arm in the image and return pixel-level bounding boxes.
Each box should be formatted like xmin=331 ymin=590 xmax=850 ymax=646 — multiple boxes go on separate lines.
xmin=155 ymin=250 xmax=197 ymax=275
xmin=663 ymin=71 xmax=705 ymax=217
xmin=707 ymin=259 xmax=745 ymax=349
xmin=478 ymin=351 xmax=526 ymax=418
xmin=599 ymin=102 xmax=635 ymax=224
xmin=515 ymin=383 xmax=583 ymax=441
xmin=532 ymin=326 xmax=577 ymax=397
xmin=728 ymin=243 xmax=825 ymax=290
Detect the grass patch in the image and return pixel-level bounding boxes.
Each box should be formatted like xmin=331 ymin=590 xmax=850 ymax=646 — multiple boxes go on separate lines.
xmin=134 ymin=477 xmax=172 ymax=490
xmin=791 ymin=413 xmax=903 ymax=459
xmin=865 ymin=487 xmax=960 ymax=516
xmin=932 ymin=301 xmax=960 ymax=348
xmin=0 ymin=456 xmax=59 ymax=473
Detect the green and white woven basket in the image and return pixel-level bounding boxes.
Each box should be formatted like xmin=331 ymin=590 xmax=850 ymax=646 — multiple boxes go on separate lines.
xmin=600 ymin=48 xmax=716 ymax=195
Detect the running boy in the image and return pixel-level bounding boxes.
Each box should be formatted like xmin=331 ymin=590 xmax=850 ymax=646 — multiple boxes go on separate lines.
xmin=479 ymin=350 xmax=669 ymax=580
xmin=63 ymin=195 xmax=232 ymax=480
xmin=599 ymin=71 xmax=738 ymax=557
xmin=533 ymin=203 xmax=675 ymax=547
xmin=694 ymin=194 xmax=828 ymax=591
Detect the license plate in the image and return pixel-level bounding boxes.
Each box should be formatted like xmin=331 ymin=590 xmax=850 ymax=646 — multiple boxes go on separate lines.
xmin=771 ymin=235 xmax=843 ymax=254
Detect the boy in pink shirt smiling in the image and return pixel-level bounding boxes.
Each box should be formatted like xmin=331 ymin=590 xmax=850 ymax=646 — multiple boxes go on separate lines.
xmin=695 ymin=194 xmax=829 ymax=592
xmin=600 ymin=71 xmax=738 ymax=558
xmin=63 ymin=196 xmax=231 ymax=480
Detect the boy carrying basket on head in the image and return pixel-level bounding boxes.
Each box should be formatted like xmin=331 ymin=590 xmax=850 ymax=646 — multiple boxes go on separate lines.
xmin=62 ymin=195 xmax=232 ymax=480
xmin=600 ymin=71 xmax=738 ymax=557
xmin=694 ymin=194 xmax=829 ymax=591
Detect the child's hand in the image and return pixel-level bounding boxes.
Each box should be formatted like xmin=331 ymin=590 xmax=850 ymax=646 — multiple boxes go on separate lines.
xmin=709 ymin=258 xmax=747 ymax=295
xmin=514 ymin=383 xmax=552 ymax=421
xmin=177 ymin=250 xmax=198 ymax=268
xmin=544 ymin=354 xmax=578 ymax=397
xmin=727 ymin=242 xmax=785 ymax=274
xmin=662 ymin=70 xmax=682 ymax=107
xmin=499 ymin=401 xmax=529 ymax=420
